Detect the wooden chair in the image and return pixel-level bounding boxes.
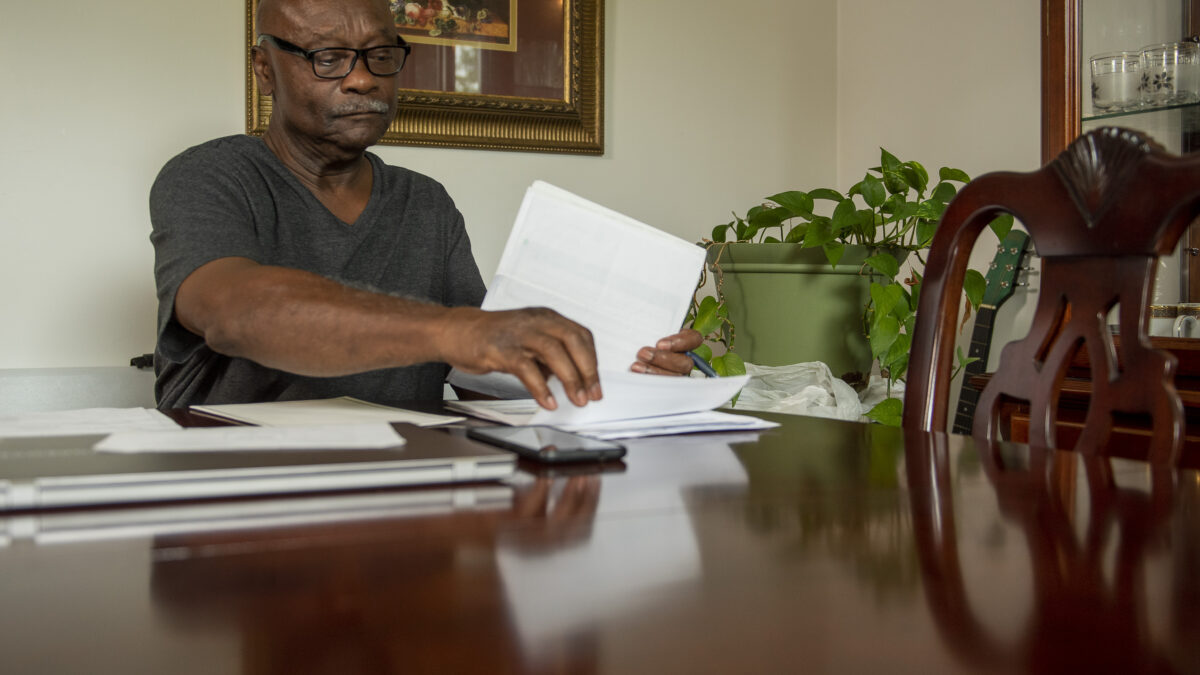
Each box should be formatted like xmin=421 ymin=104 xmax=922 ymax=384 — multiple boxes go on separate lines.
xmin=904 ymin=127 xmax=1200 ymax=464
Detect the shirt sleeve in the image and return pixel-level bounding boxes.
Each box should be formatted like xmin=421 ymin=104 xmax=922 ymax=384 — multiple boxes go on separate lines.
xmin=441 ymin=207 xmax=487 ymax=309
xmin=148 ymin=144 xmax=265 ymax=363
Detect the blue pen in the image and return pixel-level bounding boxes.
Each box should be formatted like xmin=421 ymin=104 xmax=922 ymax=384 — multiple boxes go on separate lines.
xmin=687 ymin=351 xmax=720 ymax=378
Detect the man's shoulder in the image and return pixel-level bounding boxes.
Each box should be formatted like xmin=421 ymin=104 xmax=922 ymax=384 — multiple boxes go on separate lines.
xmin=367 ymin=153 xmax=452 ymax=199
xmin=158 ymin=135 xmax=271 ymax=177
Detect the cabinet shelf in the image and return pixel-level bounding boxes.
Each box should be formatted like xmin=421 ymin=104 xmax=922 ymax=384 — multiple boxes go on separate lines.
xmin=1082 ymin=100 xmax=1200 ymax=123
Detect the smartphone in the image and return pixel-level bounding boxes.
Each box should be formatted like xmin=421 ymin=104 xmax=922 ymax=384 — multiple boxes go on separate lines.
xmin=467 ymin=425 xmax=626 ymax=463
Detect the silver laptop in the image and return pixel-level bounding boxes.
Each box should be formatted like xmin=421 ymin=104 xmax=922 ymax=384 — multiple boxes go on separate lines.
xmin=0 ymin=424 xmax=514 ymax=511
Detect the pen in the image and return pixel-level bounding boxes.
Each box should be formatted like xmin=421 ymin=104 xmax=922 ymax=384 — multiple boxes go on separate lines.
xmin=687 ymin=351 xmax=720 ymax=378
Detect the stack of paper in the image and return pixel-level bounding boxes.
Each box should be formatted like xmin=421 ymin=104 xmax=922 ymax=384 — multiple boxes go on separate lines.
xmin=191 ymin=396 xmax=463 ymax=427
xmin=445 ymin=180 xmax=771 ymax=439
xmin=449 ymin=371 xmax=775 ymax=439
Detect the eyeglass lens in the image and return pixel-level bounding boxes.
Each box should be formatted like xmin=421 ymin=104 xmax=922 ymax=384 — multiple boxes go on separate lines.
xmin=312 ymin=46 xmax=407 ymax=78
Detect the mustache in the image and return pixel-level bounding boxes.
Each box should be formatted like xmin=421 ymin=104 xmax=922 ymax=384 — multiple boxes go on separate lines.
xmin=329 ymin=99 xmax=392 ymax=115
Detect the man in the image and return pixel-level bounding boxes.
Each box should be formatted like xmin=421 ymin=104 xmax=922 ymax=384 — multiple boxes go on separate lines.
xmin=150 ymin=0 xmax=700 ymax=412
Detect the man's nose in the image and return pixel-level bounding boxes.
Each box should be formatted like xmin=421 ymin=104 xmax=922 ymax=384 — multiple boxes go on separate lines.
xmin=341 ymin=55 xmax=379 ymax=93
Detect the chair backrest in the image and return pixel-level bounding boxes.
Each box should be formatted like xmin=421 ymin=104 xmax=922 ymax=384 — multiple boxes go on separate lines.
xmin=904 ymin=127 xmax=1200 ymax=464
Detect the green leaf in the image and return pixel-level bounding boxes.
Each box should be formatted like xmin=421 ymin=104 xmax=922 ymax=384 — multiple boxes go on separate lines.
xmin=865 ymin=397 xmax=903 ymax=426
xmin=885 ymin=172 xmax=909 ymax=195
xmin=939 ymin=167 xmax=970 ymax=183
xmin=955 ymin=345 xmax=979 ymax=371
xmin=930 ymin=181 xmax=957 ymax=202
xmin=768 ymin=191 xmax=814 ymax=218
xmin=880 ymin=148 xmax=902 ymax=172
xmin=870 ymin=316 xmax=901 ymax=359
xmin=691 ymin=296 xmax=722 ymax=335
xmin=988 ymin=213 xmax=1014 ymax=241
xmin=693 ymin=343 xmax=713 ymax=362
xmin=916 ymin=200 xmax=947 ymax=221
xmin=823 ymin=241 xmax=845 ymax=268
xmin=963 ymin=269 xmax=986 ymax=309
xmin=748 ymin=206 xmax=788 ymax=229
xmin=763 ymin=236 xmax=781 ymax=243
xmin=861 ymin=174 xmax=887 ymax=207
xmin=901 ymin=163 xmax=928 ymax=193
xmin=712 ymin=351 xmax=746 ymax=377
xmin=885 ymin=332 xmax=911 ymax=368
xmin=889 ymin=199 xmax=920 ymax=222
xmin=784 ymin=223 xmax=808 ymax=243
xmin=808 ymin=188 xmax=844 ymax=203
xmin=711 ymin=223 xmax=730 ymax=242
xmin=885 ymin=353 xmax=909 ymax=384
xmin=803 ymin=218 xmax=835 ymax=248
xmin=916 ymin=219 xmax=938 ymax=247
xmin=865 ymin=252 xmax=900 ymax=279
xmin=831 ymin=199 xmax=858 ymax=233
xmin=873 ymin=281 xmax=902 ymax=317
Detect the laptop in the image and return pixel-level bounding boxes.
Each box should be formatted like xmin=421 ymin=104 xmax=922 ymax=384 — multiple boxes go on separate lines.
xmin=0 ymin=424 xmax=515 ymax=511
xmin=0 ymin=482 xmax=513 ymax=545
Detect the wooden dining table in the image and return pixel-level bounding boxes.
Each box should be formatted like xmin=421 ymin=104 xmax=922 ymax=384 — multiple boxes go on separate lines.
xmin=0 ymin=409 xmax=1196 ymax=674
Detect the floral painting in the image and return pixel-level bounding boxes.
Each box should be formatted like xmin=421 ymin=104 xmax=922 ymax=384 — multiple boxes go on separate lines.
xmin=392 ymin=1 xmax=517 ymax=51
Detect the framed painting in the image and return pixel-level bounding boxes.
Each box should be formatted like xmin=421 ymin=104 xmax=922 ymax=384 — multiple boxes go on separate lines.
xmin=245 ymin=0 xmax=604 ymax=155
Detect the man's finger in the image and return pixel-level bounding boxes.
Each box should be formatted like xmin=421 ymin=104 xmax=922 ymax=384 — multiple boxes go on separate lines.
xmin=655 ymin=328 xmax=704 ymax=352
xmin=634 ymin=346 xmax=695 ymax=376
xmin=530 ymin=336 xmax=592 ymax=407
xmin=555 ymin=324 xmax=602 ymax=401
xmin=511 ymin=359 xmax=556 ymax=410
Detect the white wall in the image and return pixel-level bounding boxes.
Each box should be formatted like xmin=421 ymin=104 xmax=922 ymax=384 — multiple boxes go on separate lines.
xmin=836 ymin=0 xmax=1043 ymax=370
xmin=0 ymin=0 xmax=837 ymax=368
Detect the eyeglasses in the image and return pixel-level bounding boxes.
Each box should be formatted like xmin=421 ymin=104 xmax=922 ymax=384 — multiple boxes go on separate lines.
xmin=256 ymin=34 xmax=411 ymax=79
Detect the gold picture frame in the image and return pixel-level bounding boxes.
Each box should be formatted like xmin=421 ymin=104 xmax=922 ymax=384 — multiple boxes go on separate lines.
xmin=245 ymin=0 xmax=604 ymax=155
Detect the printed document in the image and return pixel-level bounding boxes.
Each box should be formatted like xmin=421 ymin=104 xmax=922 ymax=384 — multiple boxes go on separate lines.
xmin=448 ymin=181 xmax=721 ymax=407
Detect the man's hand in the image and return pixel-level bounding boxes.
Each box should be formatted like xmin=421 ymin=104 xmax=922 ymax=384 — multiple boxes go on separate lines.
xmin=631 ymin=328 xmax=704 ymax=376
xmin=441 ymin=307 xmax=602 ymax=411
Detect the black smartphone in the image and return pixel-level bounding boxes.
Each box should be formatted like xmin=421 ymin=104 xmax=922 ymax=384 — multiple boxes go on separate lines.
xmin=467 ymin=425 xmax=626 ymax=463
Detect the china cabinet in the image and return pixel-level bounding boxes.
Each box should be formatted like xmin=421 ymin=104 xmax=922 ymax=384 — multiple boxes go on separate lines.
xmin=1043 ymin=0 xmax=1200 ymax=300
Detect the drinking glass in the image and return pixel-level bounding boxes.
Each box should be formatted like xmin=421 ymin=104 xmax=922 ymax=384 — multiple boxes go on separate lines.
xmin=1091 ymin=51 xmax=1141 ymax=112
xmin=1140 ymin=42 xmax=1199 ymax=106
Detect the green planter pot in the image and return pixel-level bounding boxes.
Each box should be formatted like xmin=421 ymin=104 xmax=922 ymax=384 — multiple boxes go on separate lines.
xmin=707 ymin=243 xmax=876 ymax=379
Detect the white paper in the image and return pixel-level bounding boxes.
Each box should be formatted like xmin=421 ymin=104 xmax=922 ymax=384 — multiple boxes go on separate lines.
xmin=449 ymin=181 xmax=707 ymax=393
xmin=562 ymin=410 xmax=778 ymax=440
xmin=190 ymin=396 xmax=463 ymax=427
xmin=0 ymin=408 xmax=180 ymax=438
xmin=534 ymin=371 xmax=750 ymax=425
xmin=95 ymin=423 xmax=406 ymax=453
xmin=446 ymin=371 xmax=777 ymax=440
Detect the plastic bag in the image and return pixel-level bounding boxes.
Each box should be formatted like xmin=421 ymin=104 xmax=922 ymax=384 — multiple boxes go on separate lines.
xmin=732 ymin=361 xmax=866 ymax=421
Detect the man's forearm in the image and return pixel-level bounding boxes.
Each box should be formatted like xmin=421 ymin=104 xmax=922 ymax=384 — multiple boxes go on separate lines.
xmin=179 ymin=260 xmax=455 ymax=376
xmin=175 ymin=257 xmax=602 ymax=409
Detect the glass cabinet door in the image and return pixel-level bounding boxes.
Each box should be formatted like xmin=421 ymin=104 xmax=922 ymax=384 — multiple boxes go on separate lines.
xmin=1045 ymin=0 xmax=1200 ymax=303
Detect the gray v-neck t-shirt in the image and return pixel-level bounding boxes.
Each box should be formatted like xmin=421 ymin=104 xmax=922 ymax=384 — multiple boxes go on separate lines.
xmin=149 ymin=135 xmax=486 ymax=409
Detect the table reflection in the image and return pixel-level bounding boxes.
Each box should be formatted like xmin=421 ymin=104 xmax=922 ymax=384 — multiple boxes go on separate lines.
xmin=906 ymin=429 xmax=1200 ymax=674
xmin=149 ymin=472 xmax=603 ymax=674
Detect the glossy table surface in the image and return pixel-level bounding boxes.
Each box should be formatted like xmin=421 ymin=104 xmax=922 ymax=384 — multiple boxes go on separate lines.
xmin=0 ymin=411 xmax=1197 ymax=674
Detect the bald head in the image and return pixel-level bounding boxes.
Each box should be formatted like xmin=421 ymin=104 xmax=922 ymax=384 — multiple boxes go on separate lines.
xmin=257 ymin=0 xmax=395 ymax=41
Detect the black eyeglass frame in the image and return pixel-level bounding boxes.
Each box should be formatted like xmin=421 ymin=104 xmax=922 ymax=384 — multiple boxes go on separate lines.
xmin=255 ymin=33 xmax=411 ymax=79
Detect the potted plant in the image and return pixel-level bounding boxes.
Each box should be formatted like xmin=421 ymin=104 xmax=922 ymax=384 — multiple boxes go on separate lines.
xmin=688 ymin=148 xmax=1013 ymax=425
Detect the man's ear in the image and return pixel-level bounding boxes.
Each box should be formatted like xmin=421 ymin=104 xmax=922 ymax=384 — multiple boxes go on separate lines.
xmin=251 ymin=46 xmax=274 ymax=96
